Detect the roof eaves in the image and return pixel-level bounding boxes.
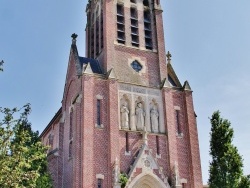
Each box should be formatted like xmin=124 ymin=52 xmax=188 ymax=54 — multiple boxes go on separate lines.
xmin=39 ymin=107 xmax=62 ymax=139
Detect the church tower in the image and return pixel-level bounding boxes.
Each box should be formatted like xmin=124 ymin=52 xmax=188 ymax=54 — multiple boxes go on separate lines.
xmin=40 ymin=0 xmax=203 ymax=188
xmin=85 ymin=0 xmax=167 ymax=86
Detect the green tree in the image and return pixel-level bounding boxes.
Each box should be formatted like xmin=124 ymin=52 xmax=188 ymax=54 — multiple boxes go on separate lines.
xmin=208 ymin=111 xmax=243 ymax=188
xmin=0 ymin=104 xmax=52 ymax=188
xmin=238 ymin=175 xmax=250 ymax=188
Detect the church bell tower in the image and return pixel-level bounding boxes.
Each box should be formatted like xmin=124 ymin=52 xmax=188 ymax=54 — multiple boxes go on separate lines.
xmin=41 ymin=0 xmax=203 ymax=188
xmin=85 ymin=0 xmax=167 ymax=87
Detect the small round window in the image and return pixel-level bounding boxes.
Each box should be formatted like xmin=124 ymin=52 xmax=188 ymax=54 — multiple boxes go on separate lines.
xmin=131 ymin=60 xmax=142 ymax=72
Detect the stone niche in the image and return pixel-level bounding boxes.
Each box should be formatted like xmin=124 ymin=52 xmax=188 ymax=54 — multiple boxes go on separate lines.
xmin=119 ymin=83 xmax=165 ymax=134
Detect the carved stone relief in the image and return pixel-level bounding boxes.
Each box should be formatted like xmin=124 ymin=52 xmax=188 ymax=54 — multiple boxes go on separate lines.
xmin=150 ymin=99 xmax=159 ymax=133
xmin=135 ymin=101 xmax=145 ymax=131
xmin=119 ymin=84 xmax=165 ymax=133
xmin=120 ymin=94 xmax=131 ymax=130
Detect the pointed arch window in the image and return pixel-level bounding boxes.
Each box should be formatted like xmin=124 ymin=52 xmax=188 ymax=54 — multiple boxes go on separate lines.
xmin=69 ymin=109 xmax=73 ymax=139
xmin=131 ymin=60 xmax=142 ymax=72
xmin=95 ymin=10 xmax=100 ymax=56
xmin=69 ymin=108 xmax=73 ymax=159
xmin=100 ymin=1 xmax=104 ymax=50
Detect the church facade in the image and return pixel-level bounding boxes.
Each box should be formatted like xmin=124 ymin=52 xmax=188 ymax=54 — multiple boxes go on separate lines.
xmin=40 ymin=0 xmax=203 ymax=187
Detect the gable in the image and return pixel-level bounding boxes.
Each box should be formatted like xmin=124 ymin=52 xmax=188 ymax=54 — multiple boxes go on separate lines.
xmin=167 ymin=63 xmax=182 ymax=87
xmin=126 ymin=143 xmax=170 ymax=188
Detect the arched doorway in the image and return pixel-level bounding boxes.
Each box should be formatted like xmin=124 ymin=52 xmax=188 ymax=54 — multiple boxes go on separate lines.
xmin=127 ymin=173 xmax=170 ymax=188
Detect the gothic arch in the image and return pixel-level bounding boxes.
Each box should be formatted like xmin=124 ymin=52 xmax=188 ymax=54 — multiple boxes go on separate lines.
xmin=63 ymin=78 xmax=76 ymax=109
xmin=127 ymin=172 xmax=170 ymax=188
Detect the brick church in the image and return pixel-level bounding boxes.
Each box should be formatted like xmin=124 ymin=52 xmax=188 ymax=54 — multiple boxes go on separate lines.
xmin=40 ymin=0 xmax=203 ymax=187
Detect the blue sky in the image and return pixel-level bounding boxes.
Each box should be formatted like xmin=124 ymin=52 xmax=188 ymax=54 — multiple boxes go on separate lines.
xmin=0 ymin=0 xmax=249 ymax=184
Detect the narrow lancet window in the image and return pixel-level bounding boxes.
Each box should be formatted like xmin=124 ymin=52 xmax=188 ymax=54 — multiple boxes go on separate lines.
xmin=176 ymin=110 xmax=181 ymax=134
xmin=97 ymin=99 xmax=101 ymax=126
xmin=69 ymin=109 xmax=73 ymax=139
xmin=96 ymin=18 xmax=100 ymax=55
xmin=156 ymin=135 xmax=160 ymax=155
xmin=69 ymin=141 xmax=72 ymax=158
xmin=126 ymin=132 xmax=129 ymax=152
xmin=101 ymin=9 xmax=104 ymax=49
xmin=91 ymin=26 xmax=95 ymax=58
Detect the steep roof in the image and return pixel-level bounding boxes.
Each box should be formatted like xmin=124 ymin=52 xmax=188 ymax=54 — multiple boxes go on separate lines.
xmin=70 ymin=38 xmax=103 ymax=75
xmin=39 ymin=107 xmax=62 ymax=138
xmin=79 ymin=56 xmax=103 ymax=74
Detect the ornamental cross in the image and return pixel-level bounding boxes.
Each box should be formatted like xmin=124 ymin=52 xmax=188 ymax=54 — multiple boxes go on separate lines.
xmin=166 ymin=51 xmax=172 ymax=60
xmin=71 ymin=33 xmax=78 ymax=40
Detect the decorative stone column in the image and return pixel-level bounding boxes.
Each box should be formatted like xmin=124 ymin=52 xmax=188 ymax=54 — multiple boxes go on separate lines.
xmin=113 ymin=158 xmax=121 ymax=188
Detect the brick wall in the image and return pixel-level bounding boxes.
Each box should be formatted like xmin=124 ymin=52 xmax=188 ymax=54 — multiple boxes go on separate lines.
xmin=42 ymin=71 xmax=203 ymax=188
xmin=41 ymin=0 xmax=203 ymax=187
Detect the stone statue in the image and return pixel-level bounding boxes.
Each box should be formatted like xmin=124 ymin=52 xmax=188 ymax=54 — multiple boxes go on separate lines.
xmin=135 ymin=102 xmax=145 ymax=131
xmin=120 ymin=104 xmax=129 ymax=129
xmin=150 ymin=105 xmax=159 ymax=133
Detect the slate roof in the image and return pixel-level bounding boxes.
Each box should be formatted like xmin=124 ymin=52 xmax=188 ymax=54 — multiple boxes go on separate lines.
xmin=79 ymin=56 xmax=103 ymax=74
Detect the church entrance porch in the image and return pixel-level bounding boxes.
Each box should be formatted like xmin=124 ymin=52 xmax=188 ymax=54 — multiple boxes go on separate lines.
xmin=127 ymin=173 xmax=170 ymax=188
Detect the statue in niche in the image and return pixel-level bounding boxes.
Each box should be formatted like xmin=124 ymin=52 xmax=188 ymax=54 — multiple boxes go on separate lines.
xmin=135 ymin=102 xmax=145 ymax=131
xmin=150 ymin=105 xmax=159 ymax=133
xmin=120 ymin=103 xmax=129 ymax=129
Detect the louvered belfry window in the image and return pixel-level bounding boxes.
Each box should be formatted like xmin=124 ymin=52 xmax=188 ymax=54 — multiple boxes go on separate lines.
xmin=144 ymin=10 xmax=152 ymax=50
xmin=131 ymin=8 xmax=139 ymax=47
xmin=117 ymin=4 xmax=125 ymax=44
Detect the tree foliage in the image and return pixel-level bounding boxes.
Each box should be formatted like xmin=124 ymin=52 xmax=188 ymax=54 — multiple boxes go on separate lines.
xmin=238 ymin=175 xmax=250 ymax=188
xmin=208 ymin=111 xmax=243 ymax=188
xmin=119 ymin=172 xmax=128 ymax=188
xmin=0 ymin=104 xmax=52 ymax=188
